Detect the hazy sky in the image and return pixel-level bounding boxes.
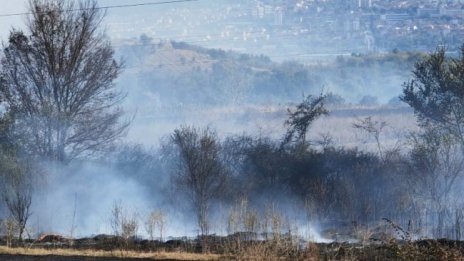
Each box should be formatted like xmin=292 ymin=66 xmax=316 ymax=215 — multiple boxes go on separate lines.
xmin=0 ymin=1 xmax=27 ymax=40
xmin=0 ymin=0 xmax=156 ymax=40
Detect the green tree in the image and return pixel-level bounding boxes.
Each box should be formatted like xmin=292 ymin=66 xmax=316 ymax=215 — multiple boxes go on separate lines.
xmin=402 ymin=46 xmax=464 ymax=238
xmin=402 ymin=46 xmax=464 ymax=149
xmin=282 ymin=93 xmax=328 ymax=147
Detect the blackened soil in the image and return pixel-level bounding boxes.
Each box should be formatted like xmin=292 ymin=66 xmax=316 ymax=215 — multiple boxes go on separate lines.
xmin=0 ymin=255 xmax=180 ymax=261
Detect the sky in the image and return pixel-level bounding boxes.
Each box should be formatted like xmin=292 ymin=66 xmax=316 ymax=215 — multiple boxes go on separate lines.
xmin=0 ymin=1 xmax=27 ymax=40
xmin=0 ymin=0 xmax=167 ymax=40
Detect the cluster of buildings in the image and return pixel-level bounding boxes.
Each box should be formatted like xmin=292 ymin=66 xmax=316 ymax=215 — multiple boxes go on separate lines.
xmin=246 ymin=0 xmax=464 ymax=53
xmin=107 ymin=0 xmax=464 ymax=61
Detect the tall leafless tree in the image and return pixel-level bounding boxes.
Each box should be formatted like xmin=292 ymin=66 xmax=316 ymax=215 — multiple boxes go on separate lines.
xmin=166 ymin=126 xmax=228 ymax=238
xmin=0 ymin=0 xmax=128 ymax=163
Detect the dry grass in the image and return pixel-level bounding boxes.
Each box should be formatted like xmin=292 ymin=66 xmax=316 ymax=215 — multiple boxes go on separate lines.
xmin=2 ymin=241 xmax=464 ymax=261
xmin=0 ymin=246 xmax=221 ymax=260
xmin=131 ymin=103 xmax=418 ymax=150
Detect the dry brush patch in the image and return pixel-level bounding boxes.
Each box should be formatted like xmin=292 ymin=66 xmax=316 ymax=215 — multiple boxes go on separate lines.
xmin=2 ymin=239 xmax=464 ymax=260
xmin=0 ymin=246 xmax=222 ymax=260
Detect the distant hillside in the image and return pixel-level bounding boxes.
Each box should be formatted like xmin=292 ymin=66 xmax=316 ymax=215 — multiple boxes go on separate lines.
xmin=115 ymin=39 xmax=422 ymax=111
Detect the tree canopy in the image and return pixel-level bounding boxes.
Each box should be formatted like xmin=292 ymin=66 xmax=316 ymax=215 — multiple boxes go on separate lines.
xmin=282 ymin=93 xmax=328 ymax=147
xmin=402 ymin=46 xmax=464 ymax=148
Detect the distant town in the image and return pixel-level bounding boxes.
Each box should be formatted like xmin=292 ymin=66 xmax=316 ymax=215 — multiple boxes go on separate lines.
xmin=106 ymin=0 xmax=464 ymax=61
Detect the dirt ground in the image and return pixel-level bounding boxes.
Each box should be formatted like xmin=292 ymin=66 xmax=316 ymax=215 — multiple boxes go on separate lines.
xmin=0 ymin=255 xmax=182 ymax=261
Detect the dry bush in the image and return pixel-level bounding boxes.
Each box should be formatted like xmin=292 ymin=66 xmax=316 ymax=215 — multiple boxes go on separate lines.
xmin=0 ymin=246 xmax=222 ymax=260
xmin=371 ymin=218 xmax=464 ymax=260
xmin=223 ymin=200 xmax=306 ymax=260
xmin=1 ymin=218 xmax=18 ymax=248
xmin=374 ymin=239 xmax=463 ymax=261
xmin=109 ymin=201 xmax=139 ymax=256
xmin=145 ymin=210 xmax=167 ymax=242
xmin=111 ymin=202 xmax=139 ymax=240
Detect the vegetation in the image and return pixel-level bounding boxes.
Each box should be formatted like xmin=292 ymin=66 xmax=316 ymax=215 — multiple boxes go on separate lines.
xmin=120 ymin=39 xmax=422 ymax=108
xmin=402 ymin=46 xmax=464 ymax=151
xmin=2 ymin=236 xmax=464 ymax=260
xmin=0 ymin=0 xmax=464 ymax=260
xmin=282 ymin=93 xmax=328 ymax=147
xmin=401 ymin=45 xmax=464 ymax=239
xmin=0 ymin=0 xmax=128 ymax=163
xmin=164 ymin=126 xmax=228 ymax=246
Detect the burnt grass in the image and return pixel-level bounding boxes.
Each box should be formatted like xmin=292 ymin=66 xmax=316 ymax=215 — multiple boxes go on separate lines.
xmin=0 ymin=255 xmax=171 ymax=261
xmin=315 ymin=239 xmax=464 ymax=260
xmin=2 ymin=235 xmax=202 ymax=253
xmin=3 ymin=235 xmax=464 ymax=260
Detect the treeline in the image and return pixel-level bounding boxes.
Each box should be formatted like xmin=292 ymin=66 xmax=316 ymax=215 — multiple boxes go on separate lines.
xmin=119 ymin=39 xmax=422 ymax=108
xmin=105 ymin=125 xmax=458 ymax=240
xmin=112 ymin=43 xmax=464 ymax=240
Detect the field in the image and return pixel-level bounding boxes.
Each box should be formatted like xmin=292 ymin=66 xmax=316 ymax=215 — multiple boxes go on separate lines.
xmin=2 ymin=237 xmax=464 ymax=260
xmin=0 ymin=246 xmax=220 ymax=260
xmin=130 ymin=103 xmax=418 ymax=149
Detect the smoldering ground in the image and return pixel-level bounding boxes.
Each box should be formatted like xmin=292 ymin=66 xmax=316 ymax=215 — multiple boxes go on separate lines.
xmin=28 ymin=160 xmax=196 ymax=239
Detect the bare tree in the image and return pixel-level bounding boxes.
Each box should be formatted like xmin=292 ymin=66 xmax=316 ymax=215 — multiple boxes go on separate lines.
xmin=109 ymin=201 xmax=139 ymax=256
xmin=1 ymin=218 xmax=18 ymax=247
xmin=110 ymin=201 xmax=139 ymax=240
xmin=166 ymin=126 xmax=228 ymax=238
xmin=145 ymin=210 xmax=166 ymax=241
xmin=0 ymin=0 xmax=128 ymax=163
xmin=353 ymin=116 xmax=387 ymax=160
xmin=0 ymin=112 xmax=33 ymax=243
xmin=1 ymin=157 xmax=35 ymax=242
xmin=408 ymin=128 xmax=464 ymax=238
